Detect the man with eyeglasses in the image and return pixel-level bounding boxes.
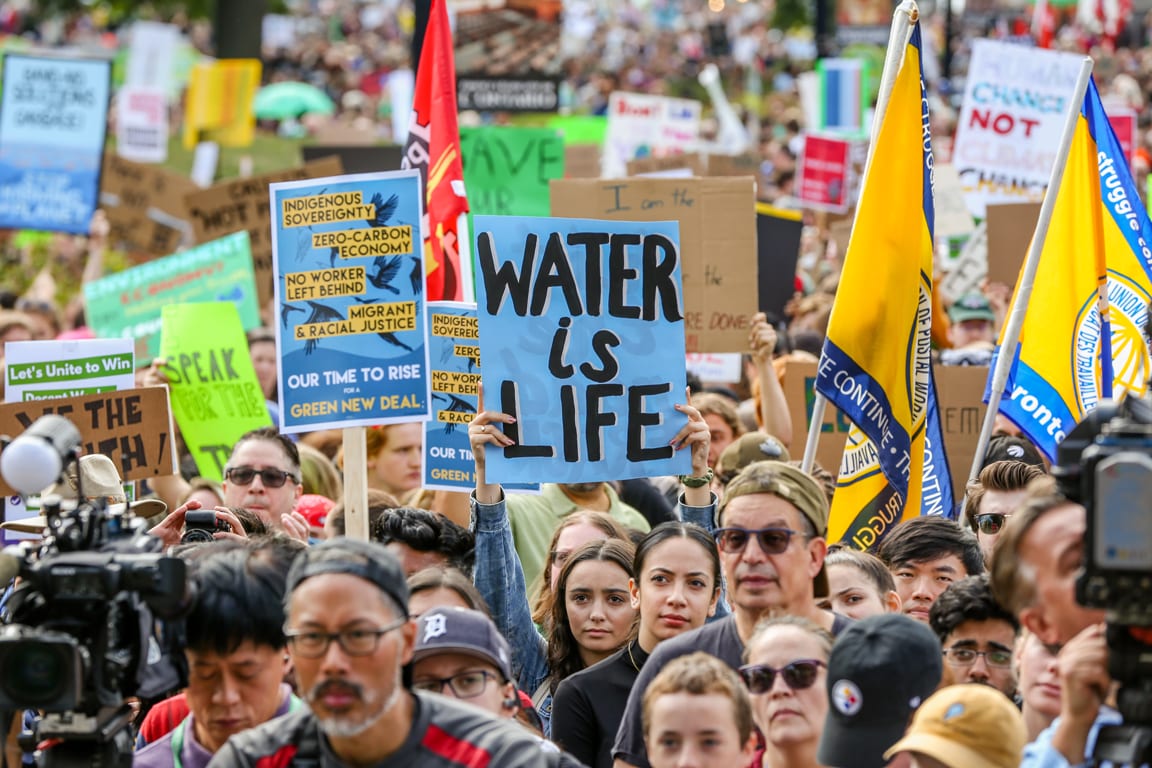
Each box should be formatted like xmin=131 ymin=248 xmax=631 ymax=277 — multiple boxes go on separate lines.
xmin=612 ymin=461 xmax=851 ymax=768
xmin=411 ymin=606 xmax=521 ymax=721
xmin=210 ymin=538 xmax=580 ymax=767
xmin=928 ymin=575 xmax=1019 ymax=698
xmin=963 ymin=460 xmax=1045 ymax=563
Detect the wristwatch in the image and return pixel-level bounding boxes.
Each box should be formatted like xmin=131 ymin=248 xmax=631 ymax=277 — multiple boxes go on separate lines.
xmin=680 ymin=468 xmax=714 ymax=488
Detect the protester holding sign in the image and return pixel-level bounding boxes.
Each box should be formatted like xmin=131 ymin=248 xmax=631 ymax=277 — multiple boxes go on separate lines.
xmin=468 ymin=386 xmax=714 ymax=739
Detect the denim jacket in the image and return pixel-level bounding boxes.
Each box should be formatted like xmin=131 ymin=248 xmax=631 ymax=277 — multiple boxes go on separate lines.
xmin=470 ymin=490 xmax=723 ymax=736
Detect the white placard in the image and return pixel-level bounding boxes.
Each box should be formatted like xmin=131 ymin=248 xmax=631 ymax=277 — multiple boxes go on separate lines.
xmin=4 ymin=339 xmax=135 ymax=403
xmin=117 ymin=86 xmax=168 ymax=164
xmin=686 ymin=353 xmax=743 ymax=383
xmin=126 ymin=21 xmax=179 ymax=96
xmin=603 ymin=91 xmax=701 ymax=178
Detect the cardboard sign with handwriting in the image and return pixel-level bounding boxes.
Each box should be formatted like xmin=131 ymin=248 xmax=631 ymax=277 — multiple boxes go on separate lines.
xmin=550 ymin=177 xmax=758 ymax=352
xmin=0 ymin=387 xmax=176 ymax=495
xmin=101 ymin=153 xmax=197 ymax=259
xmin=784 ymin=361 xmax=987 ymax=503
xmin=184 ymin=157 xmax=343 ymax=307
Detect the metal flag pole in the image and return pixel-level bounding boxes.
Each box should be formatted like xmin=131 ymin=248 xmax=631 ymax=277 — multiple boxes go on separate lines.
xmin=967 ymin=57 xmax=1095 ymax=483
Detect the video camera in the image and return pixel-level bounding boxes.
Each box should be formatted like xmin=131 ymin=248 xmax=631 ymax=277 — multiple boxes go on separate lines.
xmin=0 ymin=415 xmax=191 ymax=768
xmin=1054 ymin=393 xmax=1152 ymax=765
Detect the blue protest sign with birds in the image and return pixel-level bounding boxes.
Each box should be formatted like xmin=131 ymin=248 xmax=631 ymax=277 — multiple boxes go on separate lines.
xmin=270 ymin=170 xmax=432 ymax=432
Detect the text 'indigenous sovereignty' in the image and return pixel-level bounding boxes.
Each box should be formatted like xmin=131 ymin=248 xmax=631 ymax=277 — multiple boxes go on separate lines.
xmin=475 ymin=215 xmax=692 ymax=485
xmin=815 ymin=21 xmax=954 ymax=549
xmin=987 ymin=77 xmax=1152 ymax=462
xmin=271 ymin=170 xmax=431 ymax=433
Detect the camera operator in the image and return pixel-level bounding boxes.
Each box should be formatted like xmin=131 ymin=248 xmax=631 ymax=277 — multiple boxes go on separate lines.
xmin=989 ymin=478 xmax=1114 ymax=766
xmin=148 ymin=428 xmax=311 ymax=544
xmin=135 ymin=539 xmax=303 ymax=768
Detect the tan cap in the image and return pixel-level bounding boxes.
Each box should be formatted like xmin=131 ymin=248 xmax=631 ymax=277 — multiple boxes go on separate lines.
xmin=884 ymin=684 xmax=1027 ymax=768
xmin=716 ymin=432 xmax=791 ymax=482
xmin=718 ymin=460 xmax=830 ymax=597
xmin=1 ymin=454 xmax=167 ymax=534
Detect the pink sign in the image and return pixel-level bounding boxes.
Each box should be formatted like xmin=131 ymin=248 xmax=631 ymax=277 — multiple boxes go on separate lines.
xmin=1107 ymin=109 xmax=1137 ymax=172
xmin=797 ymin=134 xmax=851 ymax=213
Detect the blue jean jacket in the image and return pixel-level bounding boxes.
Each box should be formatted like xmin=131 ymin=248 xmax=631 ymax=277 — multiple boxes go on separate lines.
xmin=470 ymin=490 xmax=724 ymax=736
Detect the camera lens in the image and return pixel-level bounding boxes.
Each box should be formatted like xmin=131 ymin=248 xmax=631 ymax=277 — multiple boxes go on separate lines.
xmin=180 ymin=528 xmax=217 ymax=545
xmin=0 ymin=642 xmax=70 ymax=708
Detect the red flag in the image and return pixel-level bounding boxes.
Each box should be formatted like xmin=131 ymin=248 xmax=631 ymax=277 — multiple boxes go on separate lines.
xmin=402 ymin=0 xmax=469 ymax=301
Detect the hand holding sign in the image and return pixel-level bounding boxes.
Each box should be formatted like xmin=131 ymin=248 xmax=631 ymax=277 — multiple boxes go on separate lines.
xmin=469 ymin=382 xmax=517 ymax=505
xmin=669 ymin=391 xmax=712 ymax=507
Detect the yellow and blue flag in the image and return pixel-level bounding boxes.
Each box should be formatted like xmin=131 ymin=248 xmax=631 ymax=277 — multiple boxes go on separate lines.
xmin=815 ymin=22 xmax=953 ymax=549
xmin=988 ymin=78 xmax=1152 ymax=462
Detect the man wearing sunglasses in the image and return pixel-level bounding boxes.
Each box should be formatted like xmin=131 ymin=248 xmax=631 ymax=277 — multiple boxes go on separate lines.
xmin=928 ymin=575 xmax=1019 ymax=698
xmin=612 ymin=461 xmax=851 ymax=768
xmin=211 ymin=539 xmax=578 ymax=767
xmin=220 ymin=427 xmax=309 ymax=539
xmin=963 ymin=460 xmax=1045 ymax=563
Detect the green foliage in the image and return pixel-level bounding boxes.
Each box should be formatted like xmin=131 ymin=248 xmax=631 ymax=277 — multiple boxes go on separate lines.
xmin=773 ymin=0 xmax=810 ymax=29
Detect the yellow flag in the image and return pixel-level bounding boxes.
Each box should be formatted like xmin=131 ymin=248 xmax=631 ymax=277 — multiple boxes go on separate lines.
xmin=814 ymin=21 xmax=950 ymax=547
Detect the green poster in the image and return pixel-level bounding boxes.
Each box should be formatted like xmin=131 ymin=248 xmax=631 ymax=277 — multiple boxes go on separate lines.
xmin=83 ymin=231 xmax=260 ymax=365
xmin=546 ymin=115 xmax=608 ymax=145
xmin=159 ymin=301 xmax=271 ymax=482
xmin=460 ymin=126 xmax=564 ymax=217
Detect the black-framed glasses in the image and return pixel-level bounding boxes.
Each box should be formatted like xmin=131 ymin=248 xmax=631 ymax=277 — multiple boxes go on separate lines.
xmin=974 ymin=513 xmax=1011 ymax=535
xmin=225 ymin=466 xmax=297 ymax=488
xmin=739 ymin=660 xmax=825 ymax=693
xmin=714 ymin=527 xmax=806 ymax=555
xmin=943 ymin=646 xmax=1013 ymax=668
xmin=413 ymin=670 xmax=501 ymax=699
xmin=284 ymin=617 xmax=407 ymax=658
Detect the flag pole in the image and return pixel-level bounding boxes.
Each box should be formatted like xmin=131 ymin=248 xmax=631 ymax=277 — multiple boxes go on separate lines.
xmin=968 ymin=57 xmax=1094 ymax=483
xmin=802 ymin=0 xmax=918 ymax=473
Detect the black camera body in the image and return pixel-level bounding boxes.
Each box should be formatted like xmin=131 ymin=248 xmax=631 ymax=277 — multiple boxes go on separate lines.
xmin=181 ymin=510 xmax=232 ymax=544
xmin=1054 ymin=395 xmax=1152 ymax=761
xmin=0 ymin=496 xmax=190 ymax=766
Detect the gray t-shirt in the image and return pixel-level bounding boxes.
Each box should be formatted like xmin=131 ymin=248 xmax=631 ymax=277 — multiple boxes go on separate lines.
xmin=209 ymin=691 xmax=584 ymax=767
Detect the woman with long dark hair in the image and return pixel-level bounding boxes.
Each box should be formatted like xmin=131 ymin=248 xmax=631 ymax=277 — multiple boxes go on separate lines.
xmin=551 ymin=522 xmax=722 ymax=768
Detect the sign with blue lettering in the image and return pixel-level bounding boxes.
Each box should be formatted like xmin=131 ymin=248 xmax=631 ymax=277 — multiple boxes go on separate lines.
xmin=271 ymin=170 xmax=431 ymax=433
xmin=475 ymin=215 xmax=691 ymax=484
xmin=0 ymin=54 xmax=111 ymax=233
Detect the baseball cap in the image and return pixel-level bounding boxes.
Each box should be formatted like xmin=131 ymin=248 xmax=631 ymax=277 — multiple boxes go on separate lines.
xmin=982 ymin=435 xmax=1046 ymax=470
xmin=717 ymin=460 xmax=830 ymax=597
xmin=948 ymin=292 xmax=995 ymax=324
xmin=715 ymin=432 xmax=791 ymax=483
xmin=287 ymin=538 xmax=410 ymax=616
xmin=1 ymin=454 xmax=167 ymax=534
xmin=412 ymin=606 xmax=514 ymax=682
xmin=297 ymin=494 xmax=334 ymax=531
xmin=884 ymin=684 xmax=1027 ymax=768
xmin=818 ymin=614 xmax=943 ymax=768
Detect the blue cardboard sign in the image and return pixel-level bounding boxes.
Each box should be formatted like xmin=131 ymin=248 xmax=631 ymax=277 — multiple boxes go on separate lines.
xmin=475 ymin=215 xmax=691 ymax=484
xmin=271 ymin=170 xmax=431 ymax=432
xmin=0 ymin=55 xmax=111 ymax=233
xmin=423 ymin=301 xmax=538 ymax=492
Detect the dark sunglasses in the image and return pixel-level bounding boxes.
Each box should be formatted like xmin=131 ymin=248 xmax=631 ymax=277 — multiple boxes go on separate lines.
xmin=974 ymin=513 xmax=1010 ymax=535
xmin=714 ymin=527 xmax=805 ymax=555
xmin=225 ymin=466 xmax=297 ymax=488
xmin=739 ymin=660 xmax=825 ymax=693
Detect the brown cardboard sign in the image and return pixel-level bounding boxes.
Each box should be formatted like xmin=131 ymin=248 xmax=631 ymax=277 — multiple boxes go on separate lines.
xmin=550 ymin=177 xmax=758 ymax=352
xmin=564 ymin=144 xmax=601 ymax=179
xmin=100 ymin=153 xmax=198 ymax=259
xmin=183 ymin=157 xmax=343 ymax=307
xmin=783 ymin=361 xmax=988 ymax=504
xmin=626 ymin=152 xmax=761 ymax=178
xmin=984 ymin=202 xmax=1040 ymax=290
xmin=0 ymin=387 xmax=177 ymax=495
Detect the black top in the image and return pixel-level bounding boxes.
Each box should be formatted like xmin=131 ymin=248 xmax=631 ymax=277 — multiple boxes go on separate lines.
xmin=552 ymin=639 xmax=651 ymax=768
xmin=617 ymin=478 xmax=678 ymax=528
